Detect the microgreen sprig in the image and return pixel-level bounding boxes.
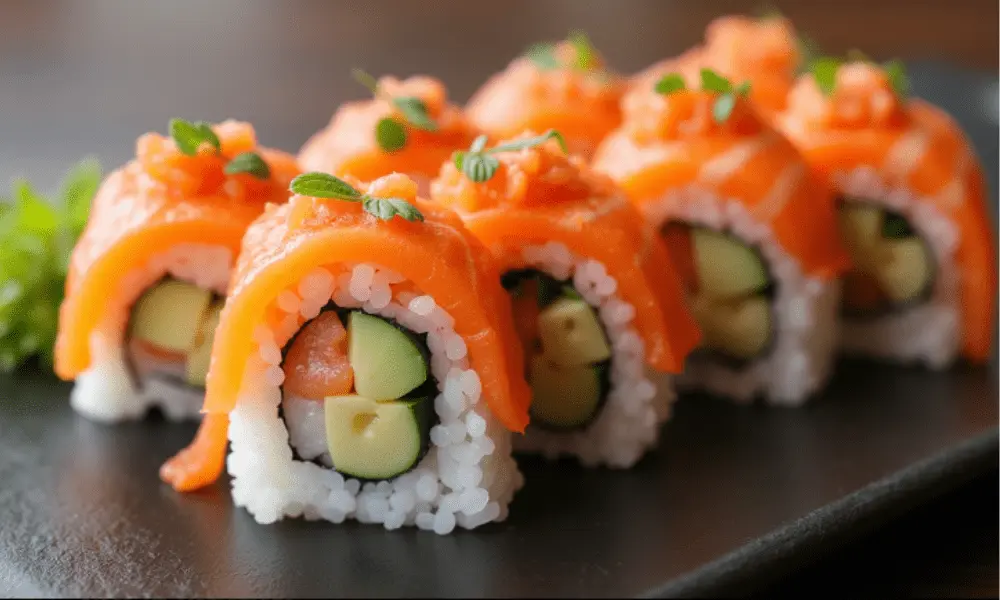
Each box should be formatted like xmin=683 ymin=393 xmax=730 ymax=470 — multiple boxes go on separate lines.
xmin=453 ymin=129 xmax=568 ymax=183
xmin=652 ymin=69 xmax=751 ymax=124
xmin=807 ymin=55 xmax=911 ymax=99
xmin=289 ymin=173 xmax=424 ymax=222
xmin=352 ymin=69 xmax=438 ymax=153
xmin=169 ymin=119 xmax=271 ymax=180
xmin=524 ymin=30 xmax=600 ymax=73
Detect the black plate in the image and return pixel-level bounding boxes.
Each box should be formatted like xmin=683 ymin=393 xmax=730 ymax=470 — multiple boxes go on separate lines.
xmin=0 ymin=60 xmax=997 ymax=597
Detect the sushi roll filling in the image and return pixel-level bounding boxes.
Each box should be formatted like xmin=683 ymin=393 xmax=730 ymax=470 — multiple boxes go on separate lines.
xmin=279 ymin=306 xmax=438 ymax=481
xmin=125 ymin=276 xmax=225 ymax=392
xmin=501 ymin=269 xmax=612 ymax=431
xmin=837 ymin=199 xmax=935 ymax=318
xmin=662 ymin=222 xmax=776 ymax=364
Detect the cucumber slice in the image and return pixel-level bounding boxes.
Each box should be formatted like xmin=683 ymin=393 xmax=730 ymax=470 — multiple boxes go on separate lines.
xmin=838 ymin=204 xmax=883 ymax=264
xmin=528 ymin=354 xmax=603 ymax=430
xmin=878 ymin=238 xmax=933 ymax=303
xmin=692 ymin=295 xmax=772 ymax=360
xmin=184 ymin=300 xmax=224 ymax=387
xmin=324 ymin=395 xmax=431 ymax=480
xmin=693 ymin=229 xmax=769 ymax=300
xmin=131 ymin=279 xmax=213 ymax=354
xmin=347 ymin=311 xmax=427 ymax=401
xmin=537 ymin=298 xmax=611 ymax=366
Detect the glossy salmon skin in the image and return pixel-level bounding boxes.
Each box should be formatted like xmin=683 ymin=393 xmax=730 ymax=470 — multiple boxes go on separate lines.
xmin=430 ymin=133 xmax=702 ymax=374
xmin=298 ymin=76 xmax=479 ymax=187
xmin=593 ymin=84 xmax=850 ymax=281
xmin=776 ymin=62 xmax=996 ymax=362
xmin=54 ymin=121 xmax=300 ymax=380
xmin=465 ymin=40 xmax=625 ymax=159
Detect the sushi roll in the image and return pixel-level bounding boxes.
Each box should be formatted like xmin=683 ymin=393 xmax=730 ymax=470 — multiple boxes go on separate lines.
xmin=593 ymin=69 xmax=849 ymax=405
xmin=776 ymin=59 xmax=996 ymax=366
xmin=160 ymin=172 xmax=529 ymax=534
xmin=54 ymin=120 xmax=299 ymax=422
xmin=298 ymin=73 xmax=478 ymax=196
xmin=430 ymin=131 xmax=700 ymax=467
xmin=631 ymin=14 xmax=802 ymax=120
xmin=465 ymin=31 xmax=624 ymax=159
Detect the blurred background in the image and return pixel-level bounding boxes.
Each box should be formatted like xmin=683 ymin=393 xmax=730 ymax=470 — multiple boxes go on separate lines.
xmin=0 ymin=0 xmax=997 ymax=186
xmin=0 ymin=1 xmax=996 ymax=596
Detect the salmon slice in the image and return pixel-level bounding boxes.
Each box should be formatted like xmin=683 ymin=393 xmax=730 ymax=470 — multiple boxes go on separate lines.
xmin=593 ymin=88 xmax=850 ymax=282
xmin=298 ymin=76 xmax=478 ymax=183
xmin=162 ymin=174 xmax=530 ymax=492
xmin=465 ymin=38 xmax=625 ymax=159
xmin=55 ymin=121 xmax=301 ymax=380
xmin=282 ymin=310 xmax=354 ymax=400
xmin=777 ymin=62 xmax=996 ymax=362
xmin=430 ymin=133 xmax=702 ymax=374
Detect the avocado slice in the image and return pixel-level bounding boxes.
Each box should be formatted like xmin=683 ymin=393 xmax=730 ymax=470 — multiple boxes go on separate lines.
xmin=838 ymin=204 xmax=883 ymax=264
xmin=130 ymin=279 xmax=213 ymax=354
xmin=692 ymin=295 xmax=772 ymax=360
xmin=324 ymin=394 xmax=431 ymax=480
xmin=347 ymin=311 xmax=428 ymax=401
xmin=537 ymin=298 xmax=611 ymax=366
xmin=693 ymin=229 xmax=769 ymax=300
xmin=528 ymin=354 xmax=603 ymax=430
xmin=184 ymin=300 xmax=224 ymax=387
xmin=879 ymin=238 xmax=933 ymax=303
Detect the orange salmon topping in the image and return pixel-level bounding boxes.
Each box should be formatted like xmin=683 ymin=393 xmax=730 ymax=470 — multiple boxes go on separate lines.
xmin=785 ymin=61 xmax=906 ymax=130
xmin=703 ymin=15 xmax=800 ymax=80
xmin=431 ymin=132 xmax=618 ymax=213
xmin=622 ymin=87 xmax=766 ymax=144
xmin=298 ymin=76 xmax=478 ymax=182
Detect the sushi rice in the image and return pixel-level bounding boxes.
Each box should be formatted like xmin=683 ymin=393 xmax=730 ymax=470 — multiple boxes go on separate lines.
xmin=227 ymin=263 xmax=522 ymax=534
xmin=835 ymin=166 xmax=960 ymax=368
xmin=644 ymin=186 xmax=841 ymax=406
xmin=70 ymin=243 xmax=232 ymax=422
xmin=509 ymin=242 xmax=668 ymax=468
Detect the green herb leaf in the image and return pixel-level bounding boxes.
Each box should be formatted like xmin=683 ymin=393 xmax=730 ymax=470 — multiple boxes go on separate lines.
xmin=881 ymin=212 xmax=914 ymax=239
xmin=352 ymin=68 xmax=380 ymax=96
xmin=470 ymin=134 xmax=489 ymax=153
xmin=883 ymin=59 xmax=910 ymax=99
xmin=393 ymin=96 xmax=438 ymax=131
xmin=734 ymin=81 xmax=753 ymax=97
xmin=700 ymin=68 xmax=732 ymax=93
xmin=289 ymin=173 xmax=363 ymax=201
xmin=654 ymin=74 xmax=686 ymax=95
xmin=362 ymin=196 xmax=425 ymax=222
xmin=525 ymin=42 xmax=560 ymax=70
xmin=224 ymin=152 xmax=271 ymax=179
xmin=489 ymin=129 xmax=568 ymax=154
xmin=168 ymin=118 xmax=221 ymax=156
xmin=375 ymin=117 xmax=408 ymax=152
xmin=568 ymin=29 xmax=596 ymax=71
xmin=713 ymin=93 xmax=738 ymax=124
xmin=811 ymin=57 xmax=841 ymax=96
xmin=561 ymin=285 xmax=583 ymax=301
xmin=460 ymin=153 xmax=500 ymax=183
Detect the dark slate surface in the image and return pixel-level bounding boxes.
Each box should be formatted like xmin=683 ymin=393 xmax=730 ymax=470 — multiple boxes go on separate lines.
xmin=0 ymin=356 xmax=995 ymax=598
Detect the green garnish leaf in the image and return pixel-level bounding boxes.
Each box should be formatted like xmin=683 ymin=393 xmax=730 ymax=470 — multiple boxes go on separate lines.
xmin=458 ymin=152 xmax=500 ymax=183
xmin=654 ymin=74 xmax=686 ymax=95
xmin=289 ymin=173 xmax=363 ymax=201
xmin=470 ymin=134 xmax=489 ymax=154
xmin=489 ymin=129 xmax=568 ymax=154
xmin=169 ymin=118 xmax=221 ymax=156
xmin=811 ymin=57 xmax=841 ymax=96
xmin=734 ymin=81 xmax=753 ymax=97
xmin=352 ymin=68 xmax=380 ymax=96
xmin=883 ymin=59 xmax=910 ymax=99
xmin=881 ymin=212 xmax=914 ymax=239
xmin=362 ymin=196 xmax=425 ymax=222
xmin=700 ymin=68 xmax=732 ymax=93
xmin=0 ymin=158 xmax=102 ymax=373
xmin=713 ymin=93 xmax=738 ymax=124
xmin=568 ymin=30 xmax=597 ymax=71
xmin=525 ymin=42 xmax=560 ymax=70
xmin=224 ymin=152 xmax=271 ymax=179
xmin=392 ymin=96 xmax=438 ymax=132
xmin=290 ymin=172 xmax=424 ymax=223
xmin=561 ymin=285 xmax=583 ymax=301
xmin=375 ymin=117 xmax=408 ymax=153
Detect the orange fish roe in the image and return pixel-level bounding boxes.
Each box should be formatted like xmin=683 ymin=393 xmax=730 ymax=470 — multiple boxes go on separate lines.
xmin=465 ymin=41 xmax=624 ymax=158
xmin=298 ymin=76 xmax=479 ymax=183
xmin=783 ymin=61 xmax=905 ymax=131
